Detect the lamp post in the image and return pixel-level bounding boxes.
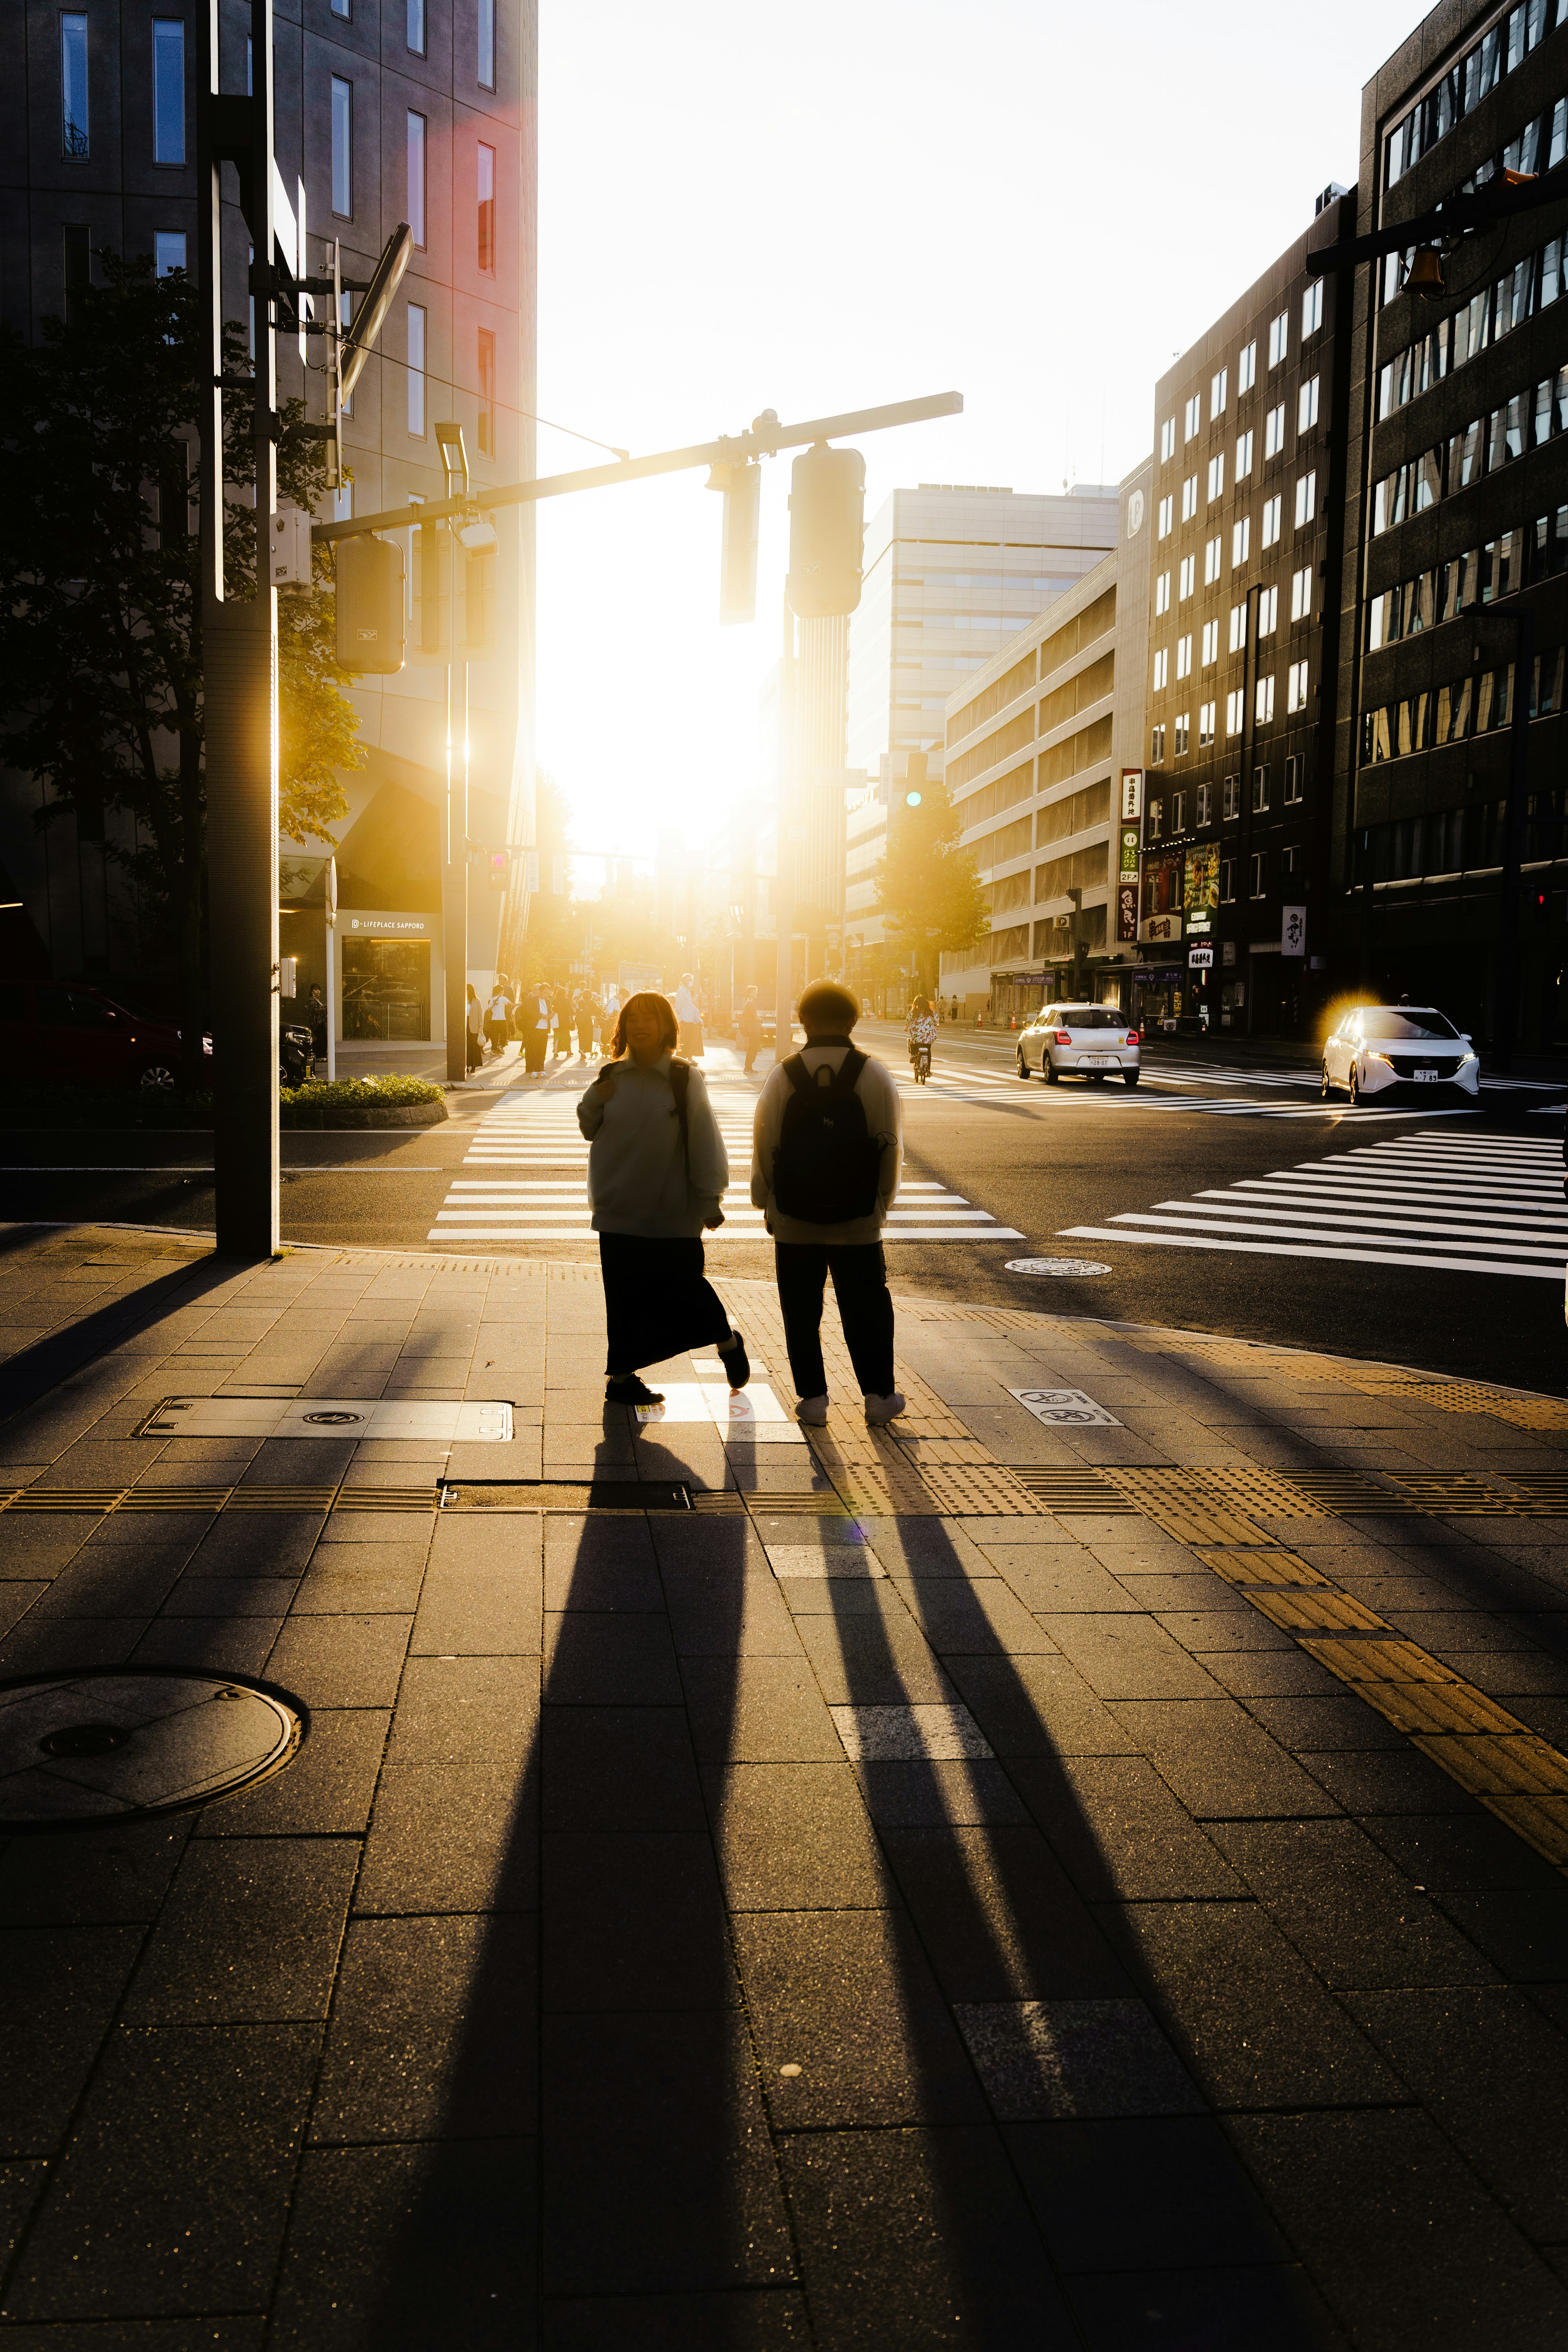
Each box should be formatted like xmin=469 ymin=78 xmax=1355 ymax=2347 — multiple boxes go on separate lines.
xmin=1483 ymin=605 xmax=1536 ymax=1073
xmin=436 ymin=422 xmax=470 ymax=1085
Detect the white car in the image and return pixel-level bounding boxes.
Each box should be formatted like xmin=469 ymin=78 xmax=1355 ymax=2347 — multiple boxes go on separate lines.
xmin=1017 ymin=1003 xmax=1141 ymax=1087
xmin=1321 ymin=1004 xmax=1480 ymax=1104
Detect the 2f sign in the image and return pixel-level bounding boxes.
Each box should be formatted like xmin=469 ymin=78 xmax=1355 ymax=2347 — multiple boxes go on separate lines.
xmin=1120 ymin=769 xmax=1143 ymax=822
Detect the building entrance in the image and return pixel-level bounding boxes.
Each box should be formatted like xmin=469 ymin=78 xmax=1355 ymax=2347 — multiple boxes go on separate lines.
xmin=341 ymin=941 xmax=432 ymax=1042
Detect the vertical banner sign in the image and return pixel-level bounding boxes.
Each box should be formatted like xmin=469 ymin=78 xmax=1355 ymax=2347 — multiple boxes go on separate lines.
xmin=1281 ymin=905 xmax=1307 ymax=957
xmin=1117 ymin=826 xmax=1140 ymax=942
xmin=1120 ymin=768 xmax=1143 ymax=821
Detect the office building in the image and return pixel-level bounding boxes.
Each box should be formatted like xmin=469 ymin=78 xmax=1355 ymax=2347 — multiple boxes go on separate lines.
xmin=937 ymin=459 xmax=1152 ymax=1022
xmin=1333 ymin=0 xmax=1568 ymax=1048
xmin=0 ymin=0 xmax=537 ymax=1053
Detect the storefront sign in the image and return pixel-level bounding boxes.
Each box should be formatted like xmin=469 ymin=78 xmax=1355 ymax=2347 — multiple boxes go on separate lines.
xmin=1116 ymin=880 xmax=1138 ymax=943
xmin=1188 ymin=944 xmax=1214 ymax=968
xmin=1119 ymin=826 xmax=1140 ymax=876
xmin=346 ymin=912 xmax=434 ymax=940
xmin=1281 ymin=904 xmax=1307 ymax=957
xmin=1120 ymin=770 xmax=1143 ymax=821
xmin=1139 ymin=911 xmax=1182 ymax=945
xmin=1184 ymin=843 xmax=1218 ymax=916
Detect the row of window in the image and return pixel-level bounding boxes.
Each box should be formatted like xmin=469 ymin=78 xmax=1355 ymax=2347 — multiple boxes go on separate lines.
xmin=1147 ymin=760 xmax=1307 ymax=841
xmin=1372 ymin=366 xmax=1568 ymax=535
xmin=1155 ymin=558 xmax=1314 ymax=626
xmin=1377 ymin=232 xmax=1566 ymax=424
xmin=1353 ymin=795 xmax=1561 ymax=884
xmin=1367 ymin=510 xmax=1568 ymax=650
xmin=1150 ymin=666 xmax=1310 ymax=762
xmin=1158 ymin=288 xmax=1325 ymax=462
xmin=1153 ymin=590 xmax=1312 ymax=687
xmin=330 ymin=79 xmax=496 ymax=269
xmin=1385 ymin=0 xmax=1561 ymax=187
xmin=1361 ymin=647 xmax=1566 ymax=762
xmin=329 ymin=0 xmax=497 ymax=85
xmin=1381 ymin=96 xmax=1567 ymax=302
xmin=1159 ymin=474 xmax=1315 ymax=552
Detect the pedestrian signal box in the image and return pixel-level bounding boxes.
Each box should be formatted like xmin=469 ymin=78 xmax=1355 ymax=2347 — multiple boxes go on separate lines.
xmin=488 ymin=850 xmax=509 ymax=890
xmin=334 ymin=533 xmax=405 ymax=674
xmin=708 ymin=460 xmax=761 ymax=626
xmin=786 ymin=441 xmax=865 ymax=619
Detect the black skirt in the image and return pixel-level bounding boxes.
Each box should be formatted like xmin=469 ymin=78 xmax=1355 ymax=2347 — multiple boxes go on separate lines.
xmin=598 ymin=1232 xmax=731 ymax=1372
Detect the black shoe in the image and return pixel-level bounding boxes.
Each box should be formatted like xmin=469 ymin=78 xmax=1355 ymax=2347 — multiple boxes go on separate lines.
xmin=606 ymin=1374 xmax=665 ymax=1408
xmin=717 ymin=1327 xmax=751 ymax=1390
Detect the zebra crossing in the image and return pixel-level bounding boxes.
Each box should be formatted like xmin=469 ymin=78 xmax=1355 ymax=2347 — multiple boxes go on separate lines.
xmin=1062 ymin=1130 xmax=1568 ymax=1281
xmin=428 ymin=1085 xmax=1024 ymax=1243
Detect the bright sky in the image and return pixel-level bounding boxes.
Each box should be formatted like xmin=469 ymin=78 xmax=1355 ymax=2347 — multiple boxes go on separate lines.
xmin=536 ymin=0 xmax=1420 ymax=877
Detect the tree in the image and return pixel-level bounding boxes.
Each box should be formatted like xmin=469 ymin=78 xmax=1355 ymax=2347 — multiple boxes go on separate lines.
xmin=0 ymin=252 xmax=363 ymax=1080
xmin=873 ymin=767 xmax=989 ymax=996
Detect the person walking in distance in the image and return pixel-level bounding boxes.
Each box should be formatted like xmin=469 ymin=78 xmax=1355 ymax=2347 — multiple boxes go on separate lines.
xmin=751 ymin=979 xmax=904 ymax=1428
xmin=578 ymin=990 xmax=750 ymax=1408
xmin=576 ymin=987 xmax=599 ymax=1059
xmin=486 ymin=976 xmax=512 ymax=1058
xmin=736 ymin=985 xmax=764 ymax=1076
xmin=464 ymin=983 xmax=485 ymax=1073
xmin=519 ymin=981 xmax=551 ymax=1075
xmin=673 ymin=973 xmax=704 ymax=1060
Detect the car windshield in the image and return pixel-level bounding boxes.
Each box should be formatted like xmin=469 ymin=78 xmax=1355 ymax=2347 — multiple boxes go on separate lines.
xmin=1359 ymin=1007 xmax=1459 ymax=1042
xmin=1060 ymin=1007 xmax=1123 ymax=1029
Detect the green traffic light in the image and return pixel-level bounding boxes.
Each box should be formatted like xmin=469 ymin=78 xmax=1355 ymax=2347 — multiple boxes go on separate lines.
xmin=906 ymin=790 xmax=922 ymax=806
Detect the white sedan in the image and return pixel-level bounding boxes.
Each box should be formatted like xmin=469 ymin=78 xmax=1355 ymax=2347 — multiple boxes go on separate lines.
xmin=1017 ymin=1004 xmax=1141 ymax=1086
xmin=1321 ymin=1004 xmax=1480 ymax=1104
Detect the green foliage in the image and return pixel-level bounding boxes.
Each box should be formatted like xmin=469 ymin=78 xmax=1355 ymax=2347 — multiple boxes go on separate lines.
xmin=279 ymin=1074 xmax=444 ymax=1108
xmin=873 ymin=770 xmax=989 ymax=993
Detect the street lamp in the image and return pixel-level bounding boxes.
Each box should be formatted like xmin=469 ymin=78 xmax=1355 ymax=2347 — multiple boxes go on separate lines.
xmin=436 ymin=423 xmax=470 ymax=1084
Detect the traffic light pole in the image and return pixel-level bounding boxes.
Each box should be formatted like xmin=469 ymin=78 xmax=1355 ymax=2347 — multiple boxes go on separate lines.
xmin=444 ymin=633 xmax=470 ymax=1085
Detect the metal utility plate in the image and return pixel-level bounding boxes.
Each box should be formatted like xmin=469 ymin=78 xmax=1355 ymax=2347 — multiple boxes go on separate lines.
xmin=140 ymin=1397 xmax=513 ymax=1441
xmin=442 ymin=1479 xmax=695 ymax=1512
xmin=1008 ymin=1387 xmax=1123 ymax=1429
xmin=0 ymin=1668 xmax=302 ymax=1827
xmin=634 ymin=1384 xmax=803 ymax=1445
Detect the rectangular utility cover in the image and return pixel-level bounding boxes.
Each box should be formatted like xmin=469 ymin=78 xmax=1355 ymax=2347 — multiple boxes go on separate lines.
xmin=631 ymin=1383 xmax=789 ymax=1430
xmin=140 ymin=1397 xmax=513 ymax=1441
xmin=1007 ymin=1387 xmax=1123 ymax=1430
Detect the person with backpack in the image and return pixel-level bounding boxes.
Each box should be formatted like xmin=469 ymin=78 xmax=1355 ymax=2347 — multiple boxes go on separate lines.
xmin=578 ymin=989 xmax=750 ymax=1409
xmin=751 ymin=978 xmax=904 ymax=1428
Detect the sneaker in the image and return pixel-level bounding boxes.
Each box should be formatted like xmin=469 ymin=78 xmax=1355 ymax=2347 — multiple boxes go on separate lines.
xmin=795 ymin=1394 xmax=829 ymax=1427
xmin=606 ymin=1374 xmax=665 ymax=1408
xmin=717 ymin=1327 xmax=751 ymax=1390
xmin=864 ymin=1391 xmax=906 ymax=1426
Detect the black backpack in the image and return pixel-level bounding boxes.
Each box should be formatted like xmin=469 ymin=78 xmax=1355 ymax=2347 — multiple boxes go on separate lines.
xmin=772 ymin=1050 xmax=881 ymax=1223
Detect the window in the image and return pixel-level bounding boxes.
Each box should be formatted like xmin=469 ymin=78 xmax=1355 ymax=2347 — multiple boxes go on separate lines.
xmin=407 ymin=303 xmax=427 ymax=436
xmin=332 ymin=0 xmax=350 ymax=15
xmin=1197 ymin=780 xmax=1212 ymax=826
xmin=1255 ymin=675 xmax=1275 ymax=724
xmin=1294 ymin=470 xmax=1316 ymax=528
xmin=1261 ymin=495 xmax=1281 ymax=549
xmin=1153 ymin=648 xmax=1169 ymax=689
xmin=331 ymin=77 xmax=352 ymax=216
xmin=1264 ymin=401 xmax=1285 ymax=459
xmin=1287 ymin=658 xmax=1310 ymax=713
xmin=408 ymin=113 xmax=427 ymax=247
xmin=152 ymin=20 xmax=184 ymax=164
xmin=1258 ymin=584 xmax=1278 ymax=636
xmin=1302 ymin=279 xmax=1324 ymax=337
xmin=1181 ymin=475 xmax=1198 ymax=523
xmin=154 ymin=231 xmax=186 ymax=276
xmin=1282 ymin=843 xmax=1301 ymax=882
xmin=1148 ymin=798 xmax=1165 ymax=841
xmin=61 ymin=13 xmax=88 ymax=157
xmin=408 ymin=0 xmax=426 ymax=53
xmin=1151 ymin=723 xmax=1167 ymax=764
xmin=1174 ymin=712 xmax=1190 ymax=755
xmin=1176 ymin=633 xmax=1192 ymax=680
xmin=1198 ymin=702 xmax=1216 ymax=748
xmin=1160 ymin=416 xmax=1176 ymax=463
xmin=1250 ymin=851 xmax=1267 ymax=898
xmin=1236 ymin=429 xmax=1254 ymax=480
xmin=1229 ymin=604 xmax=1247 ymax=654
xmin=1185 ymin=393 xmax=1202 ymax=441
xmin=1238 ymin=340 xmax=1257 ymax=393
xmin=1157 ymin=494 xmax=1174 ymax=539
xmin=1207 ymin=452 xmax=1225 ymax=504
xmin=1173 ymin=791 xmax=1188 ymax=833
xmin=1221 ymin=858 xmax=1237 ymax=902
xmin=478 ymin=327 xmax=497 ymax=455
xmin=1179 ymin=553 xmax=1196 ymax=599
xmin=1226 ymin=688 xmax=1245 ymax=737
xmin=1232 ymin=516 xmax=1251 ymax=566
xmin=1204 ymin=535 xmax=1221 ymax=585
xmin=1211 ymin=366 xmax=1228 ymax=416
xmin=1298 ymin=374 xmax=1320 ymax=433
xmin=1154 ymin=569 xmax=1171 ymax=615
xmin=478 ymin=0 xmax=496 ymax=89
xmin=477 ymin=143 xmax=497 ymax=272
xmin=1201 ymin=618 xmax=1219 ymax=666
xmin=1223 ymin=775 xmax=1241 ymax=820
xmin=1284 ymin=755 xmax=1303 ymax=804
xmin=1290 ymin=566 xmax=1312 ymax=623
xmin=1253 ymin=766 xmax=1270 ymax=812
xmin=1267 ymin=310 xmax=1289 ymax=368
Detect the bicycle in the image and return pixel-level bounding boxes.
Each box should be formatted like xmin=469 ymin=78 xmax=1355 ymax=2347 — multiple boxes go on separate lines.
xmin=912 ymin=1040 xmax=931 ymax=1085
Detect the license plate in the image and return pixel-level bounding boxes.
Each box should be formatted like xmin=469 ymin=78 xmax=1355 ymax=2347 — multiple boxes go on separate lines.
xmin=1080 ymin=1054 xmax=1114 ymax=1067
xmin=1414 ymin=1067 xmax=1439 ymax=1082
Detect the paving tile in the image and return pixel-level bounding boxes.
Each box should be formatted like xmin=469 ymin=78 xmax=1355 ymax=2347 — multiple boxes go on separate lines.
xmin=1010 ymin=1752 xmax=1244 ymax=1900
xmin=982 ymin=1553 xmax=1147 ymax=1613
xmin=665 ymin=1576 xmax=805 ymax=1657
xmin=287 ymin=1562 xmax=424 ymax=1614
xmin=1110 ymin=1697 xmax=1342 ymax=1818
xmin=1227 ymin=2108 xmax=1568 ymax=2351
xmin=541 ymin=1706 xmax=706 ymax=1833
xmin=188 ymin=1707 xmax=388 ymax=1837
xmin=1197 ymin=1647 xmax=1351 ymax=1698
xmin=542 ymin=2012 xmax=792 ymax=2295
xmin=312 ymin=1914 xmax=534 ymax=2143
xmin=777 ymin=1575 xmax=891 ymax=1615
xmin=1210 ymin=1820 xmax=1501 ymax=1990
xmin=942 ymin=1652 xmax=1138 ymax=1757
xmin=27 ymin=1548 xmax=188 ymax=1619
xmin=790 ymin=1610 xmax=956 ymax=1705
xmin=0 ymin=1927 xmax=142 ymax=2151
xmin=701 ymin=1763 xmax=889 ymax=1909
xmin=1299 ymin=1745 xmax=1486 ymax=1816
xmin=411 ymin=1566 xmax=543 ymax=1656
xmin=1361 ymin=1810 xmax=1562 ymax=1893
xmin=543 ymin=1546 xmax=665 ymax=1610
xmin=891 ymin=1577 xmax=1061 ymax=1655
xmin=953 ymin=1996 xmax=1202 ymax=2121
xmin=852 ymin=1758 xmax=1032 ymax=1828
xmin=385 ymin=1653 xmax=539 ymax=1766
xmin=733 ymin=1909 xmax=987 ymax=2129
xmin=778 ymin=2125 xmax=1071 ymax=2350
xmin=829 ymin=1699 xmax=993 ymax=1762
xmin=1431 ymin=1887 xmax=1568 ymax=1981
xmin=543 ymin=1833 xmax=737 ymax=2011
xmin=880 ymin=1825 xmax=1129 ymax=2003
xmin=543 ymin=1611 xmax=682 ymax=1705
xmin=357 ymin=1758 xmax=537 ymax=1915
xmin=1005 ymin=2113 xmax=1288 ymax=2271
xmin=1245 ymin=1692 xmax=1411 ymax=1751
xmin=0 ymin=1818 xmax=191 ymax=1926
xmin=271 ymin=2140 xmax=536 ymax=2350
xmin=1064 ymin=2262 xmax=1348 ymax=2351
xmin=681 ymin=1655 xmax=842 ymax=1763
xmin=4 ymin=2023 xmax=318 ymax=2320
xmin=183 ymin=1515 xmax=327 ymax=1576
xmin=1040 ymin=1615 xmax=1223 ymax=1699
xmin=265 ymin=1614 xmax=412 ymax=1707
xmin=122 ymin=1838 xmax=359 ymax=2024
xmin=765 ymin=1544 xmax=886 ymax=1580
xmin=542 ymin=2289 xmax=811 ymax=2348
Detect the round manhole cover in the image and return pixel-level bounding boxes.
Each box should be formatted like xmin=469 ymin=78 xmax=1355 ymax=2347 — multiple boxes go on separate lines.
xmin=0 ymin=1670 xmax=303 ymax=1830
xmin=1005 ymin=1257 xmax=1112 ymax=1277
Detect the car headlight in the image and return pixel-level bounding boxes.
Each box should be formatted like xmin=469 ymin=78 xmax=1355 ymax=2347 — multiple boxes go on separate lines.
xmin=1459 ymin=1049 xmax=1477 ymax=1063
xmin=201 ymin=1034 xmax=213 ymax=1054
xmin=1366 ymin=1052 xmax=1394 ymax=1067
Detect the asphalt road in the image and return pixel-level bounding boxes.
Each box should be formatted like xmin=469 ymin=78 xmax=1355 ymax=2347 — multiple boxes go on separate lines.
xmin=4 ymin=1022 xmax=1566 ymax=1392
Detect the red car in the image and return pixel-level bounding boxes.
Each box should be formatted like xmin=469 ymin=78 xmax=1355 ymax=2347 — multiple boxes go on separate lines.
xmin=0 ymin=980 xmax=208 ymax=1089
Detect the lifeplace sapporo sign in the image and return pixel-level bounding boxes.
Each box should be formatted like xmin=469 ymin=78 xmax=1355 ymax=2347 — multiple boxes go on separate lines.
xmin=346 ymin=914 xmax=434 ymax=939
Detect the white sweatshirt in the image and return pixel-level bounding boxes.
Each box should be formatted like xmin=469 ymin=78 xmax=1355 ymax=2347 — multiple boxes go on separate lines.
xmin=751 ymin=1042 xmax=902 ymax=1245
xmin=577 ymin=1052 xmax=728 ymax=1237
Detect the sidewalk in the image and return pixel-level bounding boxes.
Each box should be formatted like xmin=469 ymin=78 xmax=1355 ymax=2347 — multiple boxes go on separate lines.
xmin=1 ymin=1221 xmax=1568 ymax=2346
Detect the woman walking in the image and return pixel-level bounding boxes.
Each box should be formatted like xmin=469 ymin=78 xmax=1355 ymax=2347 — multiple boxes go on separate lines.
xmin=737 ymin=985 xmax=764 ymax=1075
xmin=578 ymin=990 xmax=750 ymax=1408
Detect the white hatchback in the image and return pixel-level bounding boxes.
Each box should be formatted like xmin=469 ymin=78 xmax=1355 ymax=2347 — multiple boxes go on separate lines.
xmin=1321 ymin=1004 xmax=1481 ymax=1105
xmin=1017 ymin=1004 xmax=1141 ymax=1087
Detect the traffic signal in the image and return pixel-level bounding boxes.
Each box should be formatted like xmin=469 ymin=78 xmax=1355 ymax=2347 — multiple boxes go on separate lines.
xmin=708 ymin=461 xmax=760 ymax=625
xmin=786 ymin=441 xmax=865 ymax=619
xmin=334 ymin=533 xmax=405 ymax=673
xmin=488 ymin=850 xmax=509 ymax=891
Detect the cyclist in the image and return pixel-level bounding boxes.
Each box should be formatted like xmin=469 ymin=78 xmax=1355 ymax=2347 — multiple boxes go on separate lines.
xmin=906 ymin=995 xmax=937 ymax=1085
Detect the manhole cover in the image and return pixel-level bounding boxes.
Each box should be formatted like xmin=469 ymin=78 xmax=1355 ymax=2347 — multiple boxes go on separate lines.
xmin=0 ymin=1669 xmax=303 ymax=1829
xmin=1005 ymin=1257 xmax=1112 ymax=1277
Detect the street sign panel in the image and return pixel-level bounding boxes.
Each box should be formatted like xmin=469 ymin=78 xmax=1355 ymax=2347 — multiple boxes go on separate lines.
xmin=1189 ymin=944 xmax=1214 ymax=967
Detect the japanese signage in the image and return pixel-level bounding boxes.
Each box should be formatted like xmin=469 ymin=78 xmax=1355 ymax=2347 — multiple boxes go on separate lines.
xmin=1116 ymin=881 xmax=1138 ymax=943
xmin=1281 ymin=904 xmax=1307 ymax=958
xmin=1139 ymin=911 xmax=1182 ymax=945
xmin=1120 ymin=769 xmax=1143 ymax=821
xmin=1188 ymin=944 xmax=1214 ymax=968
xmin=1184 ymin=844 xmax=1218 ymax=915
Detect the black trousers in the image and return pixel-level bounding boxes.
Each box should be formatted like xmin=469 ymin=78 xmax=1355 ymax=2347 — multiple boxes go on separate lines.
xmin=599 ymin=1233 xmax=731 ymax=1374
xmin=774 ymin=1241 xmax=895 ymax=1401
